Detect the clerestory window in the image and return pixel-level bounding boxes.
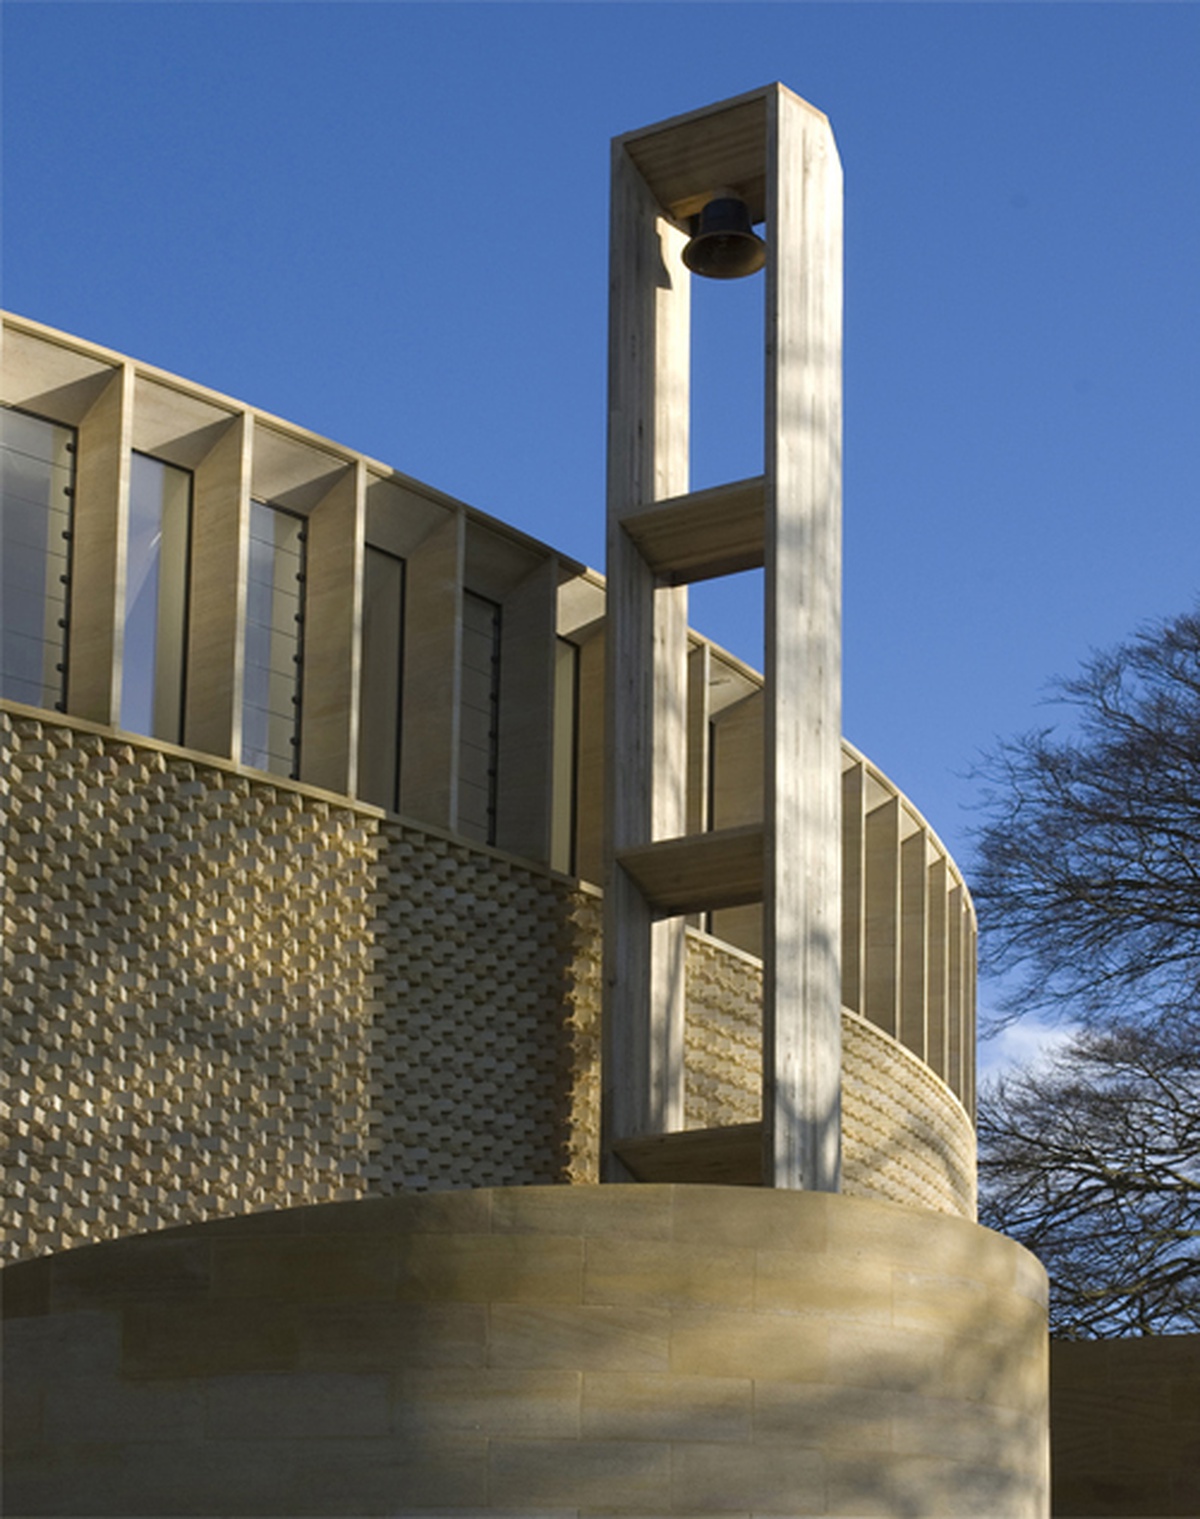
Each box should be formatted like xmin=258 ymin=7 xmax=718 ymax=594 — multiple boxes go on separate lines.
xmin=242 ymin=499 xmax=306 ymax=777
xmin=358 ymin=545 xmax=405 ymax=812
xmin=458 ymin=590 xmax=501 ymax=845
xmin=121 ymin=452 xmax=193 ymax=742
xmin=0 ymin=408 xmax=76 ymax=712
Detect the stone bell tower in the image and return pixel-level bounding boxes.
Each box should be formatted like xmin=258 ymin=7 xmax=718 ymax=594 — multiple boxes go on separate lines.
xmin=602 ymin=84 xmax=844 ymax=1191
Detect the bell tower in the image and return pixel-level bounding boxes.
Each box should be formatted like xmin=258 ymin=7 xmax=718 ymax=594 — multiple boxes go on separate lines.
xmin=602 ymin=84 xmax=844 ymax=1191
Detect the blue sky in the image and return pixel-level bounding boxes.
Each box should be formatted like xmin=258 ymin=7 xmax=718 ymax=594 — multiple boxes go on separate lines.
xmin=4 ymin=2 xmax=1198 ymax=1047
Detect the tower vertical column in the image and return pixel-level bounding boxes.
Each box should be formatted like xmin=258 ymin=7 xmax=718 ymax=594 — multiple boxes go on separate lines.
xmin=602 ymin=146 xmax=690 ymax=1173
xmin=763 ymin=91 xmax=844 ymax=1189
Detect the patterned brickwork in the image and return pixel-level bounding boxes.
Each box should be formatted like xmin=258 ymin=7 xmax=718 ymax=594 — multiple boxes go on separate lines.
xmin=1 ymin=710 xmax=376 ymax=1260
xmin=367 ymin=832 xmax=601 ymax=1191
xmin=685 ymin=932 xmax=762 ymax=1128
xmin=683 ymin=929 xmax=976 ymax=1217
xmin=842 ymin=1012 xmax=976 ymax=1217
xmin=3 ymin=706 xmax=974 ymax=1262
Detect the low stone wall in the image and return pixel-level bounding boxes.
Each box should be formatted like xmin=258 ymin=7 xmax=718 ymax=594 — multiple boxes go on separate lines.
xmin=3 ymin=705 xmax=975 ymax=1263
xmin=2 ymin=1186 xmax=1049 ymax=1517
xmin=1051 ymin=1333 xmax=1200 ymax=1517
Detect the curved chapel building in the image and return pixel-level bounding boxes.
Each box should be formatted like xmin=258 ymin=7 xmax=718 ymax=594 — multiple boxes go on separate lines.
xmin=2 ymin=85 xmax=1050 ymax=1519
xmin=1 ymin=309 xmax=977 ymax=1233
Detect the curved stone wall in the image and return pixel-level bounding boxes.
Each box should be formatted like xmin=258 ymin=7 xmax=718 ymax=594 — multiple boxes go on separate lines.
xmin=2 ymin=705 xmax=974 ymax=1262
xmin=2 ymin=1187 xmax=1049 ymax=1517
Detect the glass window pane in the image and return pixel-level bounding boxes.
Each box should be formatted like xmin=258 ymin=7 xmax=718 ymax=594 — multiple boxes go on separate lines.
xmin=551 ymin=637 xmax=579 ymax=874
xmin=1 ymin=408 xmax=76 ymax=710
xmin=121 ymin=453 xmax=192 ymax=742
xmin=458 ymin=591 xmax=500 ymax=845
xmin=241 ymin=500 xmax=305 ymax=777
xmin=358 ymin=546 xmax=404 ymax=810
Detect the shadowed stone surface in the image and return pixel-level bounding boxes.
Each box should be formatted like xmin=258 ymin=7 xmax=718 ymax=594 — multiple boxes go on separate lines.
xmin=2 ymin=1186 xmax=1048 ymax=1517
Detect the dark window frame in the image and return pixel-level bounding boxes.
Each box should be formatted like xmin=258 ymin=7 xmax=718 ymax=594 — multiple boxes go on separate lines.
xmin=1 ymin=405 xmax=79 ymax=714
xmin=360 ymin=543 xmax=407 ymax=813
xmin=125 ymin=449 xmax=195 ymax=744
xmin=244 ymin=497 xmax=308 ymax=780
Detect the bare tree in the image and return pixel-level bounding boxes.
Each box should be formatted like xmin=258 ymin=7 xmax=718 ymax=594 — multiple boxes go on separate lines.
xmin=973 ymin=609 xmax=1200 ymax=1333
xmin=972 ymin=609 xmax=1200 ymax=1027
xmin=978 ymin=1012 xmax=1200 ymax=1337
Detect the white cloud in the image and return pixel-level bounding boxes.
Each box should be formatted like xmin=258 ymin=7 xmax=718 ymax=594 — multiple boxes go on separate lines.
xmin=978 ymin=1016 xmax=1078 ymax=1082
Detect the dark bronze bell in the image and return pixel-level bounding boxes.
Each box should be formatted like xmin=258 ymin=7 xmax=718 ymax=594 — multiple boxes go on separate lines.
xmin=682 ymin=195 xmax=766 ymax=279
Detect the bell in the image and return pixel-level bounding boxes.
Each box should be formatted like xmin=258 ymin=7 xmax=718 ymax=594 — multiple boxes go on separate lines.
xmin=682 ymin=194 xmax=766 ymax=280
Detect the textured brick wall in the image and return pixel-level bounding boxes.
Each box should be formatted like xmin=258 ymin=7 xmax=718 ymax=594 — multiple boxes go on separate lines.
xmin=842 ymin=1012 xmax=976 ymax=1217
xmin=685 ymin=934 xmax=762 ymax=1129
xmin=367 ymin=830 xmax=602 ymax=1192
xmin=2 ymin=710 xmax=378 ymax=1259
xmin=1 ymin=708 xmax=603 ymax=1260
xmin=2 ymin=705 xmax=974 ymax=1263
xmin=685 ymin=931 xmax=976 ymax=1217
